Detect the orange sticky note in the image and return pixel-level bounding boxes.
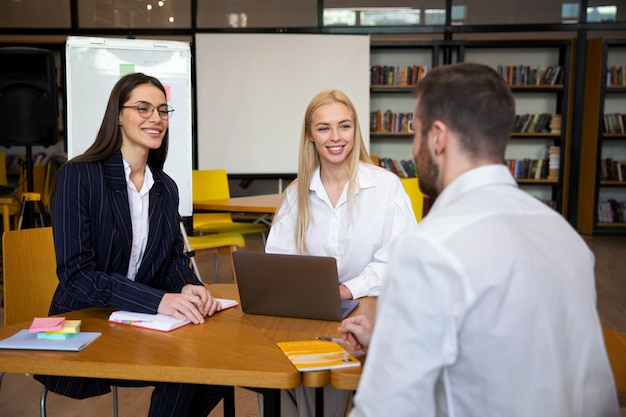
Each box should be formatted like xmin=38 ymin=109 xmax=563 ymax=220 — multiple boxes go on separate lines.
xmin=29 ymin=317 xmax=65 ymax=333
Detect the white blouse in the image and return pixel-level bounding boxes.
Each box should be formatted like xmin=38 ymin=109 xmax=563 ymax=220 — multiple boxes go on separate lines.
xmin=266 ymin=162 xmax=417 ymax=299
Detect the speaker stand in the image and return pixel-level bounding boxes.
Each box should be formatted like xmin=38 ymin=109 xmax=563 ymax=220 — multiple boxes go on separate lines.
xmin=17 ymin=146 xmax=49 ymax=229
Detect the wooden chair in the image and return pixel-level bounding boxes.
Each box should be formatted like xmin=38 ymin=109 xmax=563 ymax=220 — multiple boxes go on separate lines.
xmin=0 ymin=227 xmax=120 ymax=417
xmin=603 ymin=326 xmax=626 ymax=406
xmin=192 ymin=169 xmax=268 ymax=245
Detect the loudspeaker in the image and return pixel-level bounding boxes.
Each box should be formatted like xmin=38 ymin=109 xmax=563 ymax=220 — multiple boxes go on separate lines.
xmin=0 ymin=47 xmax=59 ymax=147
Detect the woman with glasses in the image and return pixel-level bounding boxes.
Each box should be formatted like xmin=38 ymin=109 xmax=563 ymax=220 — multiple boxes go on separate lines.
xmin=35 ymin=72 xmax=231 ymax=417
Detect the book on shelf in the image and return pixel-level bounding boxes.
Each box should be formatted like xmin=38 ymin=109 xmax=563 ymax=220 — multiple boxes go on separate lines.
xmin=370 ymin=109 xmax=413 ymax=133
xmin=495 ymin=65 xmax=563 ymax=86
xmin=603 ymin=113 xmax=626 ymax=134
xmin=598 ymin=200 xmax=626 ymax=223
xmin=276 ymin=339 xmax=361 ymax=372
xmin=108 ymin=298 xmax=239 ymax=332
xmin=505 ymin=158 xmax=550 ymax=180
xmin=600 ymin=158 xmax=626 ymax=181
xmin=512 ymin=113 xmax=556 ymax=133
xmin=370 ymin=65 xmax=429 ymax=86
xmin=373 ymin=156 xmax=417 ymax=178
xmin=606 ymin=66 xmax=626 ymax=87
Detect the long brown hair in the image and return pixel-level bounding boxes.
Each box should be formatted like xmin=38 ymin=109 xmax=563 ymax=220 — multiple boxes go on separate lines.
xmin=51 ymin=73 xmax=169 ymax=195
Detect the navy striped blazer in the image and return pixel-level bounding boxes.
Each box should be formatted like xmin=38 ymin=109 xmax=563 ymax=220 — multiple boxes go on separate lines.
xmin=48 ymin=151 xmax=200 ymax=315
xmin=36 ymin=152 xmax=200 ymax=398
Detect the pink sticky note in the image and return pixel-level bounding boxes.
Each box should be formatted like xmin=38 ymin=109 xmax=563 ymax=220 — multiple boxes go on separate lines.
xmin=164 ymin=85 xmax=171 ymax=101
xmin=29 ymin=317 xmax=65 ymax=333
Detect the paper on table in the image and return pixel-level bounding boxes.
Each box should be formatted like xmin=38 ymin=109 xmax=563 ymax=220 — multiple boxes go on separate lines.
xmin=217 ymin=298 xmax=238 ymax=310
xmin=108 ymin=298 xmax=239 ymax=332
xmin=108 ymin=311 xmax=191 ymax=332
xmin=29 ymin=317 xmax=65 ymax=333
xmin=0 ymin=329 xmax=101 ymax=351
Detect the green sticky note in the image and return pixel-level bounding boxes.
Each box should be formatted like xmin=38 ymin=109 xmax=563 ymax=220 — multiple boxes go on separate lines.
xmin=119 ymin=64 xmax=135 ymax=77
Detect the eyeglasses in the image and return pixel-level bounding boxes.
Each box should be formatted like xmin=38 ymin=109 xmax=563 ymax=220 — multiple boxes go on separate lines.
xmin=121 ymin=102 xmax=175 ymax=120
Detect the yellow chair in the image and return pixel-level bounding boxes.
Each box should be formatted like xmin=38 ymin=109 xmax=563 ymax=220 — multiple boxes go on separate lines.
xmin=400 ymin=177 xmax=424 ymax=222
xmin=0 ymin=227 xmax=120 ymax=417
xmin=192 ymin=169 xmax=268 ymax=245
xmin=180 ymin=220 xmax=245 ymax=283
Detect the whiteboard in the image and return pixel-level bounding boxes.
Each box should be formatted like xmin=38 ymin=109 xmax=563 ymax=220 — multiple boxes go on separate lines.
xmin=65 ymin=36 xmax=193 ymax=216
xmin=195 ymin=33 xmax=370 ymax=176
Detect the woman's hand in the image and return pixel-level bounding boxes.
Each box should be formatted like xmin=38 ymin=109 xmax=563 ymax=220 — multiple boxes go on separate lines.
xmin=339 ymin=284 xmax=353 ymax=300
xmin=157 ymin=284 xmax=219 ymax=324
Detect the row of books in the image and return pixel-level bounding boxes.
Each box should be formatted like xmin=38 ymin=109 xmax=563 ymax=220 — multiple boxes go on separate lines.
xmin=598 ymin=199 xmax=626 ymax=223
xmin=512 ymin=113 xmax=561 ymax=134
xmin=370 ymin=65 xmax=430 ymax=87
xmin=606 ymin=66 xmax=626 ymax=87
xmin=599 ymin=158 xmax=626 ymax=181
xmin=603 ymin=113 xmax=626 ymax=134
xmin=371 ymin=156 xmax=417 ymax=178
xmin=505 ymin=158 xmax=551 ymax=180
xmin=370 ymin=110 xmax=413 ymax=134
xmin=496 ymin=65 xmax=564 ymax=86
xmin=506 ymin=146 xmax=559 ymax=180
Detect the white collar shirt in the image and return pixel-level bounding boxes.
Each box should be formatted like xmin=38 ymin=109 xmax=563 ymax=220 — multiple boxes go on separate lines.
xmin=266 ymin=162 xmax=417 ymax=298
xmin=350 ymin=164 xmax=619 ymax=417
xmin=123 ymin=159 xmax=154 ymax=281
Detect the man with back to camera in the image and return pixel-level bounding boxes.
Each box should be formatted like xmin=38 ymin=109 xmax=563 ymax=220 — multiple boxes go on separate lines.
xmin=338 ymin=62 xmax=620 ymax=417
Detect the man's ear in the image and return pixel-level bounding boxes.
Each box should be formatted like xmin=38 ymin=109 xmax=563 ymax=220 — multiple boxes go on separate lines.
xmin=431 ymin=120 xmax=448 ymax=156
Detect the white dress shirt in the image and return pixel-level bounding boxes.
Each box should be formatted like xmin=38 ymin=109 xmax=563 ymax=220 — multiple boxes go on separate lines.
xmin=350 ymin=164 xmax=619 ymax=417
xmin=124 ymin=160 xmax=154 ymax=281
xmin=266 ymin=162 xmax=417 ymax=299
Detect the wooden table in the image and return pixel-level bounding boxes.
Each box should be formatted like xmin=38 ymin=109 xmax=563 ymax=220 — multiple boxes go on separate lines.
xmin=0 ymin=283 xmax=374 ymax=416
xmin=0 ymin=296 xmax=300 ymax=416
xmin=194 ymin=193 xmax=284 ymax=227
xmin=194 ymin=193 xmax=283 ymax=214
xmin=210 ymin=284 xmax=375 ymax=416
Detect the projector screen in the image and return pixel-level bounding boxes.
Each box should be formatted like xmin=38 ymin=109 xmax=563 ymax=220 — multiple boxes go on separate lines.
xmin=195 ymin=33 xmax=370 ymax=176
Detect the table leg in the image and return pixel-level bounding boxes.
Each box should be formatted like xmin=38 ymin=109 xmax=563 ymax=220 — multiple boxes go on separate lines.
xmin=315 ymin=387 xmax=324 ymax=417
xmin=223 ymin=387 xmax=236 ymax=417
xmin=248 ymin=387 xmax=281 ymax=417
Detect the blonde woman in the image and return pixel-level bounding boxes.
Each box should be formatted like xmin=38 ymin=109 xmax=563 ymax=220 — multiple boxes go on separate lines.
xmin=265 ymin=89 xmax=417 ymax=417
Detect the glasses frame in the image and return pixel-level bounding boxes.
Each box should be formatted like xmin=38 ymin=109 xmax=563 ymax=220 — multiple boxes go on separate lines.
xmin=121 ymin=102 xmax=175 ymax=120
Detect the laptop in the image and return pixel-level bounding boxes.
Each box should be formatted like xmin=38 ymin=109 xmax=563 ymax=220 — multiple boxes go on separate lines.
xmin=232 ymin=251 xmax=360 ymax=321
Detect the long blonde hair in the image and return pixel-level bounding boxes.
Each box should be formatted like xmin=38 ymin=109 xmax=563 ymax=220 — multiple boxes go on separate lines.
xmin=291 ymin=89 xmax=372 ymax=254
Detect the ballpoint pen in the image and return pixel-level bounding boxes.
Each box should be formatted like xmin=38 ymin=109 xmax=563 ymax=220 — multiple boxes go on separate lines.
xmin=316 ymin=336 xmax=343 ymax=343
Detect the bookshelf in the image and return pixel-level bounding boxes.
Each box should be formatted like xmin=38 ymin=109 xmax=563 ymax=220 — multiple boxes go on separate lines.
xmin=458 ymin=39 xmax=574 ymax=217
xmin=578 ymin=38 xmax=626 ymax=235
xmin=369 ymin=38 xmax=574 ymax=217
xmin=368 ymin=40 xmax=442 ymax=165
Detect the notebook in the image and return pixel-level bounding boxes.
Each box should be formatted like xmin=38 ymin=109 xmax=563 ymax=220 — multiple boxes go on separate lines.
xmin=232 ymin=251 xmax=359 ymax=321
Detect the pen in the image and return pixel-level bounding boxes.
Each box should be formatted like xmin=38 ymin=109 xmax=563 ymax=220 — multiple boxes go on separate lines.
xmin=316 ymin=336 xmax=343 ymax=343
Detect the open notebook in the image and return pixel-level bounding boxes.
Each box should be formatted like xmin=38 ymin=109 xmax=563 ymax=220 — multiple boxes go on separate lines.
xmin=232 ymin=251 xmax=359 ymax=321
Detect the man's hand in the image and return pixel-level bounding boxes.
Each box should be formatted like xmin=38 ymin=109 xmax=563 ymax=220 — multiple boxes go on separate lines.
xmin=338 ymin=314 xmax=373 ymax=356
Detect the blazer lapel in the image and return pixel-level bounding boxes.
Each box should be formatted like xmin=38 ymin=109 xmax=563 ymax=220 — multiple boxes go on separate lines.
xmin=103 ymin=153 xmax=132 ymax=258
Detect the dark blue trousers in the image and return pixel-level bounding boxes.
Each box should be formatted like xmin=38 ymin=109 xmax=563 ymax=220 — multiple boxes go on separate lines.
xmin=36 ymin=375 xmax=231 ymax=417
